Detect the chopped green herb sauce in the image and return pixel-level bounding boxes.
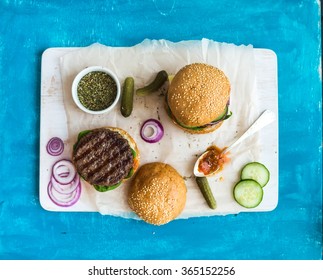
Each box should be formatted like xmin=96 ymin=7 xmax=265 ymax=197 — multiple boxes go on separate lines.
xmin=77 ymin=71 xmax=117 ymax=111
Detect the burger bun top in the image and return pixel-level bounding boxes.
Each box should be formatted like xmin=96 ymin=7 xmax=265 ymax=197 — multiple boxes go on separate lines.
xmin=128 ymin=162 xmax=187 ymax=225
xmin=167 ymin=63 xmax=230 ymax=127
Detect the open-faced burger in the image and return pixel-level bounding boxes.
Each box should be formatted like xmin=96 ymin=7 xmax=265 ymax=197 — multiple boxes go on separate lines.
xmin=166 ymin=63 xmax=231 ymax=134
xmin=72 ymin=127 xmax=140 ymax=192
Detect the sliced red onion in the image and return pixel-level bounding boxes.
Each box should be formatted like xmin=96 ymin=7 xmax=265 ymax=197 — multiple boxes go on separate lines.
xmin=51 ymin=173 xmax=80 ymax=194
xmin=46 ymin=137 xmax=64 ymax=156
xmin=47 ymin=181 xmax=81 ymax=207
xmin=209 ymin=119 xmax=223 ymax=126
xmin=140 ymin=119 xmax=164 ymax=143
xmin=52 ymin=159 xmax=76 ymax=185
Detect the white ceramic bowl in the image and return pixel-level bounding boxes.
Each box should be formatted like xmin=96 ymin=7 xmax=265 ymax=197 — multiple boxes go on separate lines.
xmin=71 ymin=66 xmax=121 ymax=114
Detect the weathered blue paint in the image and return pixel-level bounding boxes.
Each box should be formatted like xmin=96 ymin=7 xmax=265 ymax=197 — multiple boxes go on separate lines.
xmin=0 ymin=0 xmax=321 ymax=260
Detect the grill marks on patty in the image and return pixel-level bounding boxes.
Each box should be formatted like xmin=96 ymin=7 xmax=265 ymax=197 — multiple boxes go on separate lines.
xmin=73 ymin=128 xmax=134 ymax=186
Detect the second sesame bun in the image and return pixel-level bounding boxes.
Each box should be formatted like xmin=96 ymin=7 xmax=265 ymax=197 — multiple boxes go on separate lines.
xmin=167 ymin=63 xmax=230 ymax=132
xmin=128 ymin=162 xmax=187 ymax=225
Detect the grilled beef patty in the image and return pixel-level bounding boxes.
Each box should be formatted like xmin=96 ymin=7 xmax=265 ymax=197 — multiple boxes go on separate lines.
xmin=73 ymin=128 xmax=134 ymax=186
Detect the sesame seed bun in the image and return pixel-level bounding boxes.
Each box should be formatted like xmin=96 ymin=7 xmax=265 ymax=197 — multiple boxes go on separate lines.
xmin=167 ymin=63 xmax=231 ymax=133
xmin=128 ymin=162 xmax=187 ymax=225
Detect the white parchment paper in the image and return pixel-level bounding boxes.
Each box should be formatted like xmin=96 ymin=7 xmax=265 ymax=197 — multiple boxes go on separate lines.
xmin=59 ymin=39 xmax=259 ymax=218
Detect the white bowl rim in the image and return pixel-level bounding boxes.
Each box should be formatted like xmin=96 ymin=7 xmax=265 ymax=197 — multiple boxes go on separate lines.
xmin=71 ymin=66 xmax=121 ymax=115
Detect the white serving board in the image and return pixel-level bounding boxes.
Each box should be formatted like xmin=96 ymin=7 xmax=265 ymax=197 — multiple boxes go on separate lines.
xmin=39 ymin=45 xmax=278 ymax=218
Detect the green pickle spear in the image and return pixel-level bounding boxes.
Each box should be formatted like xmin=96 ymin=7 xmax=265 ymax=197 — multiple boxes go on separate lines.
xmin=195 ymin=177 xmax=217 ymax=209
xmin=136 ymin=70 xmax=168 ymax=96
xmin=120 ymin=77 xmax=135 ymax=117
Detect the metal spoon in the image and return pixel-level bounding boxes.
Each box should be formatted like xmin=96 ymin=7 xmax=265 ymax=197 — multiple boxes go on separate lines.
xmin=193 ymin=109 xmax=276 ymax=177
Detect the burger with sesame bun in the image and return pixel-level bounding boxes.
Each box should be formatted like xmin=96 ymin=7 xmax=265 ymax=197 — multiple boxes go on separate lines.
xmin=127 ymin=162 xmax=187 ymax=225
xmin=165 ymin=63 xmax=232 ymax=134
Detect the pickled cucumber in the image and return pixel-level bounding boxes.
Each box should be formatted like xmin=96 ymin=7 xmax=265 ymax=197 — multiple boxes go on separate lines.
xmin=196 ymin=177 xmax=217 ymax=209
xmin=120 ymin=77 xmax=134 ymax=117
xmin=136 ymin=70 xmax=168 ymax=96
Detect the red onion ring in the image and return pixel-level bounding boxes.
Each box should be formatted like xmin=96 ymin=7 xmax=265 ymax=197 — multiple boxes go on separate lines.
xmin=47 ymin=181 xmax=81 ymax=207
xmin=46 ymin=137 xmax=64 ymax=156
xmin=51 ymin=173 xmax=80 ymax=194
xmin=140 ymin=119 xmax=164 ymax=143
xmin=52 ymin=159 xmax=76 ymax=185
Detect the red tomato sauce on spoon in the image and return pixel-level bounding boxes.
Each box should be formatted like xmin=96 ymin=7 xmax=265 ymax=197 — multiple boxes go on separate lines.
xmin=198 ymin=146 xmax=230 ymax=176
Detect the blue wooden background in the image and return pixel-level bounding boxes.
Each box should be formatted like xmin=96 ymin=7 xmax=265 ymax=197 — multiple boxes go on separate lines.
xmin=0 ymin=0 xmax=322 ymax=260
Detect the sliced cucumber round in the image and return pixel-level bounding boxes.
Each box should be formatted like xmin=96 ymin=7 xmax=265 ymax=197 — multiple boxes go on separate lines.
xmin=233 ymin=179 xmax=263 ymax=208
xmin=240 ymin=162 xmax=270 ymax=187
